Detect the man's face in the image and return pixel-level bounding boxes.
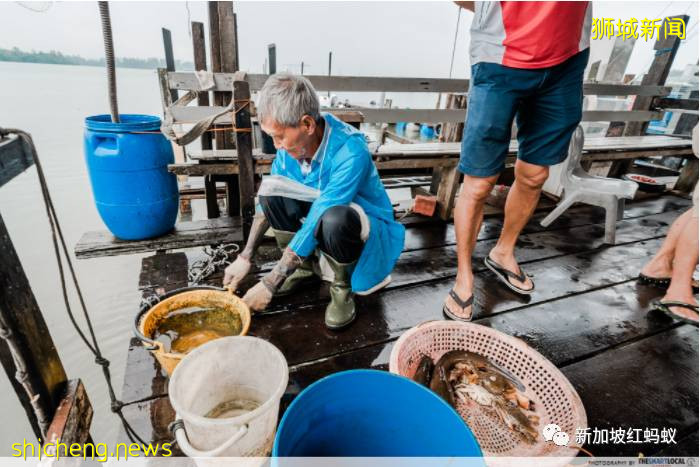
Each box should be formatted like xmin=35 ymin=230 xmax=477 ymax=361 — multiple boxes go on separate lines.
xmin=261 ymin=115 xmax=317 ymax=159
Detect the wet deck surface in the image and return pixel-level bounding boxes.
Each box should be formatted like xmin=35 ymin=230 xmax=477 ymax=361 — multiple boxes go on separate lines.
xmin=118 ymin=194 xmax=699 ymax=457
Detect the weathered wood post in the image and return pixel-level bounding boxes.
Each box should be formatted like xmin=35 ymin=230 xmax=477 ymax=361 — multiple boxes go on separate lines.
xmin=191 ymin=20 xmax=220 ymax=218
xmin=232 ymin=73 xmax=255 ymax=239
xmin=0 ymin=134 xmax=86 ymax=443
xmin=268 ymin=44 xmax=277 ymax=74
xmin=209 ymin=1 xmax=242 ymax=218
xmin=161 ymin=28 xmax=178 ymax=104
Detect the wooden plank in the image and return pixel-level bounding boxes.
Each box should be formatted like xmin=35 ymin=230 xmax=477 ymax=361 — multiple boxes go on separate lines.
xmin=0 ymin=135 xmax=34 ymax=189
xmin=233 ymin=76 xmax=255 ymax=238
xmin=74 ymin=217 xmax=243 ymax=259
xmin=168 ymin=161 xmax=271 ymax=176
xmin=44 ymin=379 xmax=93 ymax=451
xmin=161 ymin=28 xmax=178 ymax=104
xmin=267 ymin=44 xmax=276 ymax=74
xmin=435 ymin=162 xmax=461 ymax=220
xmin=191 ymin=21 xmax=213 ymax=152
xmin=0 ymin=211 xmax=67 ymax=436
xmin=218 ymin=2 xmax=237 ymax=73
xmin=168 ymin=106 xmax=664 ymax=126
xmin=654 ymin=96 xmax=699 ymax=111
xmin=188 ymin=148 xmax=267 ymax=161
xmin=168 ymin=72 xmax=671 ymax=96
xmin=138 ymin=252 xmax=188 ymax=292
xmin=562 ymin=326 xmax=698 ymax=457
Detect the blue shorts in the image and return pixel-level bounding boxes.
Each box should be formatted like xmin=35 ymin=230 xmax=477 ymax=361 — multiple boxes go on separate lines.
xmin=459 ymin=48 xmax=590 ymax=177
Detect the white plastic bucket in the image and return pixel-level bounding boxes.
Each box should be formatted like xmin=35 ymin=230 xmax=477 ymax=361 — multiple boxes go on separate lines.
xmin=168 ymin=336 xmax=288 ymax=458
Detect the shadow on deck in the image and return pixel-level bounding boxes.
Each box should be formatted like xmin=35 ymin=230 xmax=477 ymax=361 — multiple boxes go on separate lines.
xmin=118 ymin=194 xmax=699 ymax=457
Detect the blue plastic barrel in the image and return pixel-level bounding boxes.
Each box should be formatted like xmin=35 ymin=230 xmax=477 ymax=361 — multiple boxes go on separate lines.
xmin=420 ymin=124 xmax=436 ymax=141
xmin=273 ymin=369 xmax=483 ymax=458
xmin=84 ymin=114 xmax=178 ymax=240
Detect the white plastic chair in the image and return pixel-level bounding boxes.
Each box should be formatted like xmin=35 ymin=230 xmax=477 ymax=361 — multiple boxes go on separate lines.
xmin=540 ymin=125 xmax=638 ymax=244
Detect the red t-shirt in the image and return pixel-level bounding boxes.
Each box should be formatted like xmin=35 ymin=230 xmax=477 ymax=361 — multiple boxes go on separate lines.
xmin=470 ymin=1 xmax=592 ymax=69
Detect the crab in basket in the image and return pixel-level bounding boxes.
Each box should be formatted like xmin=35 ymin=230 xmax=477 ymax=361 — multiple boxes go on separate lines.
xmin=412 ymin=350 xmax=540 ymax=444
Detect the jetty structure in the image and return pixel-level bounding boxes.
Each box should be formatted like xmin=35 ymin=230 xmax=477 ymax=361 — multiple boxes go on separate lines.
xmin=0 ymin=1 xmax=698 ymax=457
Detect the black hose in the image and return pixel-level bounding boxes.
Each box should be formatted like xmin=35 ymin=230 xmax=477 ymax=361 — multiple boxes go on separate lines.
xmin=98 ymin=1 xmax=119 ymax=123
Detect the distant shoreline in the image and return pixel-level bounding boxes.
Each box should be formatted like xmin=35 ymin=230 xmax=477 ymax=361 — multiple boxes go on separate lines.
xmin=0 ymin=47 xmax=193 ymax=71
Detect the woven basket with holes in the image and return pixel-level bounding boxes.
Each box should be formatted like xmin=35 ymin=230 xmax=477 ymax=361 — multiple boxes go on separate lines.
xmin=389 ymin=320 xmax=587 ymax=460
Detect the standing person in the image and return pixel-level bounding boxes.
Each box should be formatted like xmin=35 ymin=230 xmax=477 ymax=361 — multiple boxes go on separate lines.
xmin=444 ymin=1 xmax=592 ymax=320
xmin=642 ymin=124 xmax=699 ymax=325
xmin=223 ymin=73 xmax=404 ymax=329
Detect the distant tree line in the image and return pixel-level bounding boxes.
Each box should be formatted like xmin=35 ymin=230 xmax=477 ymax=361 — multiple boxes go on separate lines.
xmin=0 ymin=47 xmax=194 ymax=70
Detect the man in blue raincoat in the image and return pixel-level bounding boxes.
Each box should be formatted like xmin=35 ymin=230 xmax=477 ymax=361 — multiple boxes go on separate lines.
xmin=223 ymin=73 xmax=405 ymax=329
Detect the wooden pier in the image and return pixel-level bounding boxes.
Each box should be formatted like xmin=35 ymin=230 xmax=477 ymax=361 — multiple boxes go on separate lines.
xmin=117 ymin=193 xmax=698 ymax=457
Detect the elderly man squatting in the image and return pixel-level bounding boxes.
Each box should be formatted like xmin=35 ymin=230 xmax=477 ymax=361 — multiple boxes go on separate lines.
xmin=223 ymin=73 xmax=405 ymax=329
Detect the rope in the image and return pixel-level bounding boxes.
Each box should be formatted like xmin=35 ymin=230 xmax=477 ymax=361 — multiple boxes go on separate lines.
xmin=0 ymin=127 xmax=148 ymax=446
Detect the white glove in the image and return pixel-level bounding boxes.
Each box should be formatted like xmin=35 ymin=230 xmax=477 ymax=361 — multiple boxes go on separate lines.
xmin=222 ymin=255 xmax=252 ymax=290
xmin=242 ymin=281 xmax=273 ymax=312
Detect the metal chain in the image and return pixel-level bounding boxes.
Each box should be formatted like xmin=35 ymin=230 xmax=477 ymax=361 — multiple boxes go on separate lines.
xmin=188 ymin=243 xmax=240 ymax=285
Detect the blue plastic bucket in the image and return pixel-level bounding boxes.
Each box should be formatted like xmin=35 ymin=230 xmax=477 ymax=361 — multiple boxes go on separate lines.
xmin=273 ymin=369 xmax=483 ymax=457
xmin=84 ymin=114 xmax=178 ymax=240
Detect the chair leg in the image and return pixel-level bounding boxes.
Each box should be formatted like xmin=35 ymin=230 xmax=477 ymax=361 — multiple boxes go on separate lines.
xmin=603 ymin=198 xmax=620 ymax=245
xmin=540 ymin=194 xmax=578 ymax=227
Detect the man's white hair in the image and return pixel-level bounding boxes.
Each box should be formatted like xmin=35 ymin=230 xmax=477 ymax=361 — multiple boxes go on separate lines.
xmin=257 ymin=73 xmax=321 ymax=127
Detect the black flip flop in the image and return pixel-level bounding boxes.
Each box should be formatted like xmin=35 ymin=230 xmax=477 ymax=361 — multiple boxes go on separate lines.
xmin=484 ymin=256 xmax=534 ymax=295
xmin=638 ymin=273 xmax=671 ymax=289
xmin=638 ymin=274 xmax=699 ymax=292
xmin=442 ymin=288 xmax=474 ymax=322
xmin=652 ymin=299 xmax=699 ymax=326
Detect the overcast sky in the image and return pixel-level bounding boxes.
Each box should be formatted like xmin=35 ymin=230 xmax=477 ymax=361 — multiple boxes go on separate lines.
xmin=1 ymin=1 xmax=698 ymax=79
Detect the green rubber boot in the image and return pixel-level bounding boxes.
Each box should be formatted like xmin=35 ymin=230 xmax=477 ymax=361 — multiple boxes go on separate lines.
xmin=272 ymin=229 xmax=317 ymax=296
xmin=323 ymin=253 xmax=357 ymax=329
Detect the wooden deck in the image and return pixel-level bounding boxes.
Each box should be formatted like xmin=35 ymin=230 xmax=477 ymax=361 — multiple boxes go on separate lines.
xmin=118 ymin=194 xmax=698 ymax=457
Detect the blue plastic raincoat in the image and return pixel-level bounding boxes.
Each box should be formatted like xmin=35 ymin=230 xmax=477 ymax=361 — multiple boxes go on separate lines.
xmin=269 ymin=113 xmax=405 ymax=293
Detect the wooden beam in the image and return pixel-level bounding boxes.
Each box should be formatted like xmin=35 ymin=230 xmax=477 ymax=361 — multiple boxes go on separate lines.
xmin=161 ymin=28 xmax=178 ymax=103
xmin=0 ymin=211 xmax=67 ymax=438
xmin=267 ymin=44 xmax=276 ymax=74
xmin=435 ymin=162 xmax=462 ymax=221
xmin=44 ymin=379 xmax=92 ymax=452
xmin=74 ymin=217 xmax=244 ymax=259
xmin=0 ymin=135 xmax=34 ymax=189
xmin=653 ymin=97 xmax=699 ymax=111
xmin=167 ymin=71 xmax=672 ymax=96
xmin=167 ymin=105 xmax=663 ymax=125
xmin=191 ymin=21 xmax=213 ymax=151
xmin=232 ymin=76 xmax=255 ymax=238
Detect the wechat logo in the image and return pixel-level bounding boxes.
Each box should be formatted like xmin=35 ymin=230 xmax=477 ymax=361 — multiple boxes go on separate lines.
xmin=542 ymin=423 xmax=570 ymax=446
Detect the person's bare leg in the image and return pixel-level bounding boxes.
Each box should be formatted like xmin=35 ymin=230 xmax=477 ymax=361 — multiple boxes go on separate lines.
xmin=661 ymin=213 xmax=698 ymax=321
xmin=445 ymin=174 xmax=499 ymax=318
xmin=488 ymin=160 xmax=549 ymax=290
xmin=641 ymin=209 xmax=692 ymax=279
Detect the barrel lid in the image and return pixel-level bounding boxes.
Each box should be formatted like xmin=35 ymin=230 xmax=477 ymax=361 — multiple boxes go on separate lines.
xmin=85 ymin=114 xmax=161 ymax=132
